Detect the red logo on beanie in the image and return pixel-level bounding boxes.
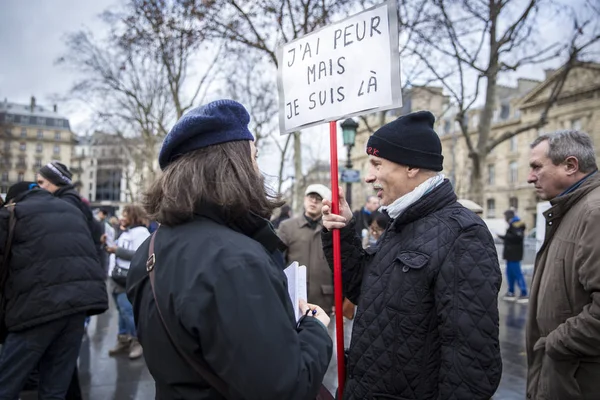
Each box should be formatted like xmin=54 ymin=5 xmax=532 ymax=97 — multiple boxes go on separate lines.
xmin=367 ymin=147 xmax=380 ymax=156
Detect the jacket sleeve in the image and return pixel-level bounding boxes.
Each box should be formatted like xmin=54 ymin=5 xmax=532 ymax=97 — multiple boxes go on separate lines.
xmin=321 ymin=218 xmax=372 ymax=304
xmin=179 ymin=253 xmax=333 ymax=400
xmin=435 ymin=224 xmax=502 ymax=399
xmin=546 ymin=207 xmax=600 ymax=360
xmin=277 ymin=221 xmax=291 ymax=263
xmin=115 ymin=247 xmax=136 ymax=261
xmin=502 ymin=224 xmax=524 ymax=245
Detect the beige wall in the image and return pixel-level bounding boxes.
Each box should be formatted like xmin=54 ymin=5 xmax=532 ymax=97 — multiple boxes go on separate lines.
xmin=1 ymin=124 xmax=74 ymax=189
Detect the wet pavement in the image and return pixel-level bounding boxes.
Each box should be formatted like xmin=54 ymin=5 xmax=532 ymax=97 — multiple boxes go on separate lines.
xmin=18 ymin=263 xmax=531 ymax=400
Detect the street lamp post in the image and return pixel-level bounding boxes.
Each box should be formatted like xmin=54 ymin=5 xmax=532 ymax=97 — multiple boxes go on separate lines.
xmin=341 ymin=118 xmax=358 ymax=210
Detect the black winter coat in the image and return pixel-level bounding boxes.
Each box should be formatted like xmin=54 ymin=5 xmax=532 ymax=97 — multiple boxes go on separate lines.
xmin=499 ymin=219 xmax=525 ymax=261
xmin=54 ymin=185 xmax=103 ymax=245
xmin=352 ymin=208 xmax=373 ymax=238
xmin=322 ymin=180 xmax=502 ymax=400
xmin=0 ymin=189 xmax=108 ymax=331
xmin=127 ymin=205 xmax=333 ymax=400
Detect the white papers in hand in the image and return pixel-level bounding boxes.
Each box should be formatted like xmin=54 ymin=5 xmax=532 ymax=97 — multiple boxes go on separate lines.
xmin=283 ymin=261 xmax=308 ymax=321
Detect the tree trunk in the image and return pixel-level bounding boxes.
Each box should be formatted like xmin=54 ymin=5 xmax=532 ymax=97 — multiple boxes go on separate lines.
xmin=293 ymin=131 xmax=303 ymax=215
xmin=469 ymin=66 xmax=497 ymax=207
xmin=469 ymin=5 xmax=500 ymax=207
xmin=469 ymin=153 xmax=484 ymax=208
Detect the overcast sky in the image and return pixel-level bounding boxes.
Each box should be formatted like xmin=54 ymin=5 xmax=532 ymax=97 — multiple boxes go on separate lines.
xmin=0 ymin=0 xmax=114 ymax=118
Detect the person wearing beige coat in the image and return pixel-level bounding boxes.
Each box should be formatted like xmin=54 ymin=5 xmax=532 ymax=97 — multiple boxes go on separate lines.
xmin=526 ymin=130 xmax=600 ymax=400
xmin=278 ymin=184 xmax=334 ymax=314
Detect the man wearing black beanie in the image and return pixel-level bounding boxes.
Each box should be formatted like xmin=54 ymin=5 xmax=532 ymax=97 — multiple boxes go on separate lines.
xmin=321 ymin=111 xmax=502 ymax=400
xmin=37 ymin=161 xmax=102 ymax=247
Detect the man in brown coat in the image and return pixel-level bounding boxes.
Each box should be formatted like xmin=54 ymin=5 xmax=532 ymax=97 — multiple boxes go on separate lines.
xmin=526 ymin=130 xmax=600 ymax=400
xmin=279 ymin=184 xmax=334 ymax=313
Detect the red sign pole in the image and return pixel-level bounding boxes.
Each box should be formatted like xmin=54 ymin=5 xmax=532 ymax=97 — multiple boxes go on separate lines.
xmin=328 ymin=120 xmax=345 ymax=396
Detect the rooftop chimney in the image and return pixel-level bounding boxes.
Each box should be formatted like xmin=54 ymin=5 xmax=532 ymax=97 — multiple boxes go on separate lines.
xmin=30 ymin=96 xmax=36 ymax=112
xmin=53 ymin=104 xmax=57 ymax=113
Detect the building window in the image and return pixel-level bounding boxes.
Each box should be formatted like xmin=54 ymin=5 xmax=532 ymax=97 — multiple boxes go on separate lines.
xmin=36 ymin=143 xmax=43 ymax=153
xmin=20 ymin=116 xmax=29 ymax=124
xmin=38 ymin=117 xmax=45 ymax=125
xmin=17 ymin=173 xmax=24 ymax=182
xmin=37 ymin=130 xmax=43 ymax=139
xmin=54 ymin=131 xmax=61 ymax=141
xmin=0 ymin=186 xmax=7 ymax=194
xmin=500 ymin=104 xmax=510 ymax=120
xmin=21 ymin=128 xmax=27 ymax=138
xmin=1 ymin=172 xmax=8 ymax=182
xmin=509 ymin=196 xmax=519 ymax=211
xmin=509 ymin=161 xmax=518 ymax=184
xmin=89 ymin=182 xmax=93 ymax=190
xmin=34 ymin=158 xmax=42 ymax=169
xmin=53 ymin=145 xmax=60 ymax=155
xmin=510 ymin=135 xmax=518 ymax=152
xmin=487 ymin=164 xmax=495 ymax=186
xmin=571 ymin=118 xmax=582 ymax=131
xmin=487 ymin=199 xmax=496 ymax=218
xmin=5 ymin=114 xmax=13 ymax=123
xmin=19 ymin=142 xmax=26 ymax=152
xmin=63 ymin=120 xmax=69 ymax=128
xmin=89 ymin=170 xmax=93 ymax=178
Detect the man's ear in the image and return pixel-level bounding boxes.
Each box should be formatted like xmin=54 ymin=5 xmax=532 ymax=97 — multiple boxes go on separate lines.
xmin=407 ymin=166 xmax=420 ymax=178
xmin=563 ymin=156 xmax=580 ymax=176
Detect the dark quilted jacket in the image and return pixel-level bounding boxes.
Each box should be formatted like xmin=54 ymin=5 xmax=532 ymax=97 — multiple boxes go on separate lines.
xmin=322 ymin=181 xmax=502 ymax=400
xmin=0 ymin=189 xmax=108 ymax=331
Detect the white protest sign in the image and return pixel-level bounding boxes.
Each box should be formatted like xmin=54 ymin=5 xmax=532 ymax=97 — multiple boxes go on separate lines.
xmin=277 ymin=1 xmax=401 ymax=134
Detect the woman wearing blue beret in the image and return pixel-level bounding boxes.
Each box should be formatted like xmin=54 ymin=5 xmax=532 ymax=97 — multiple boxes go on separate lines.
xmin=126 ymin=99 xmax=333 ymax=399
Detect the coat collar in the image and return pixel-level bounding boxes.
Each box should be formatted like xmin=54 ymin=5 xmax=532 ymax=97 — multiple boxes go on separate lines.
xmin=292 ymin=215 xmax=324 ymax=232
xmin=195 ymin=202 xmax=286 ymax=254
xmin=391 ymin=179 xmax=457 ymax=230
xmin=543 ymin=172 xmax=600 ymax=230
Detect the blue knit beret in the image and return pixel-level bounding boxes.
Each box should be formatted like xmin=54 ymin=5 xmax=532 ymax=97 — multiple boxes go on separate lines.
xmin=158 ymin=99 xmax=255 ymax=170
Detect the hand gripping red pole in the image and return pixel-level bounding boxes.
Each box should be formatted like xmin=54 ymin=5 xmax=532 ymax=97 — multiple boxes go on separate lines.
xmin=328 ymin=120 xmax=345 ymax=397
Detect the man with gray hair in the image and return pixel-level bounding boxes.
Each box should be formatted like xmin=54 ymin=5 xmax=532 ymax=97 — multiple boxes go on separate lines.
xmin=321 ymin=111 xmax=502 ymax=399
xmin=526 ymin=130 xmax=600 ymax=399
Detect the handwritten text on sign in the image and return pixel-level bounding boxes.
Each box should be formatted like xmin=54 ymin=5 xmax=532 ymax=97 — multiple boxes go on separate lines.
xmin=277 ymin=1 xmax=401 ymax=134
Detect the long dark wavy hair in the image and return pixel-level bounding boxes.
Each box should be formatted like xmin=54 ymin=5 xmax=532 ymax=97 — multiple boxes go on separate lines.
xmin=144 ymin=141 xmax=283 ymax=226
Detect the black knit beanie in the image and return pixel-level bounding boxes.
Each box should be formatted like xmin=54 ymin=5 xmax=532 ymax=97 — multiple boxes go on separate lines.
xmin=366 ymin=110 xmax=444 ymax=171
xmin=6 ymin=181 xmax=38 ymax=203
xmin=39 ymin=161 xmax=73 ymax=186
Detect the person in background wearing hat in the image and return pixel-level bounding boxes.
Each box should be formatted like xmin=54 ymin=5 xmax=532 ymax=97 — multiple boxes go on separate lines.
xmin=498 ymin=209 xmax=528 ymax=303
xmin=0 ymin=182 xmax=108 ymax=399
xmin=37 ymin=161 xmax=104 ymax=255
xmin=321 ymin=110 xmax=502 ymax=400
xmin=279 ymin=184 xmax=335 ymax=314
xmin=126 ymin=99 xmax=332 ymax=399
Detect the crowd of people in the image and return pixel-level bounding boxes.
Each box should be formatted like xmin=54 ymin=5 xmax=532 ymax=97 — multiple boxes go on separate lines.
xmin=1 ymin=98 xmax=599 ymax=399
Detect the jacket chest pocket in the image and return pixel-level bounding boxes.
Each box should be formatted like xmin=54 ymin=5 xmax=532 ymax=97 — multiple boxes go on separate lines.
xmin=385 ymin=251 xmax=432 ymax=315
